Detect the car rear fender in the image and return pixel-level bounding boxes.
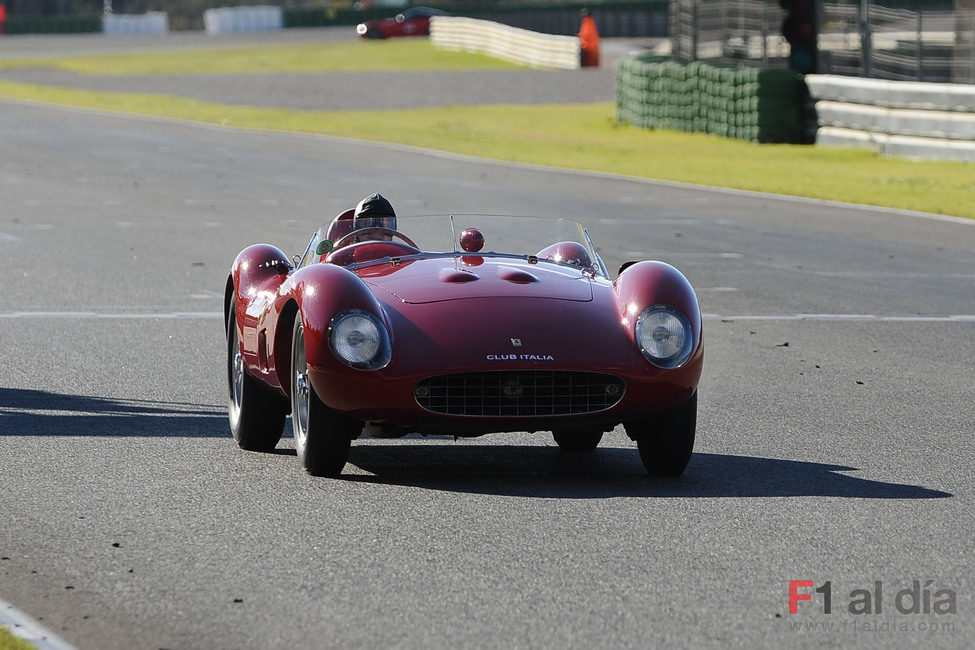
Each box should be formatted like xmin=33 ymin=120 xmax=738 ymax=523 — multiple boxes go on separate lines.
xmin=230 ymin=244 xmax=292 ymax=311
xmin=228 ymin=245 xmax=293 ymax=371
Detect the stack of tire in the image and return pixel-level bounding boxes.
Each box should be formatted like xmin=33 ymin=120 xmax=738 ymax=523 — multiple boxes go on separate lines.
xmin=617 ymin=54 xmax=805 ymax=143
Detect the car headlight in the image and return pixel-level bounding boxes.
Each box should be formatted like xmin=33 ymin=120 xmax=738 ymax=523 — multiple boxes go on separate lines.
xmin=328 ymin=309 xmax=391 ymax=370
xmin=635 ymin=305 xmax=693 ymax=369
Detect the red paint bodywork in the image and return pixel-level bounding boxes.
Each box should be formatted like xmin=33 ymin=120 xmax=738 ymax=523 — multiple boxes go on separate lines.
xmin=226 ymin=224 xmax=703 ymax=438
xmin=356 ymin=7 xmax=447 ymax=39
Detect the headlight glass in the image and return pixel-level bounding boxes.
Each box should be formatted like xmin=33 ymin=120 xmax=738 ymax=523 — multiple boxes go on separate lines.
xmin=328 ymin=310 xmax=391 ymax=370
xmin=635 ymin=305 xmax=693 ymax=368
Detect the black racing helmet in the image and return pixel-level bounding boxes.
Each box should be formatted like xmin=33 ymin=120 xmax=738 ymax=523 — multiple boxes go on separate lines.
xmin=353 ymin=193 xmax=397 ymax=232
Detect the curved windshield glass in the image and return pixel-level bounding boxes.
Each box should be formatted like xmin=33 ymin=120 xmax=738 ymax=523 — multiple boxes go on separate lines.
xmin=299 ymin=215 xmax=607 ymax=277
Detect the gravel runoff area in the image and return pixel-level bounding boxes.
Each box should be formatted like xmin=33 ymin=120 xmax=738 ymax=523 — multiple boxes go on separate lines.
xmin=0 ymin=28 xmax=663 ymax=110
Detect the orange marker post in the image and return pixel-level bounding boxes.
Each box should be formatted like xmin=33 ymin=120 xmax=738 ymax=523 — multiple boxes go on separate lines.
xmin=578 ymin=8 xmax=600 ymax=67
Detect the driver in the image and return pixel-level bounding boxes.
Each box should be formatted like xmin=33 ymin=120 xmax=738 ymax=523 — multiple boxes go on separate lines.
xmin=352 ymin=193 xmax=397 ymax=242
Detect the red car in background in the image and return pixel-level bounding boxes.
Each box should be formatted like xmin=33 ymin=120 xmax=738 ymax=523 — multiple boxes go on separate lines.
xmin=356 ymin=6 xmax=448 ymax=39
xmin=225 ymin=212 xmax=703 ymax=478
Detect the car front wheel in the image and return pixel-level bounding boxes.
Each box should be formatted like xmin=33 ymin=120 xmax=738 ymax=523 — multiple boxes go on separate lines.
xmin=227 ymin=303 xmax=286 ymax=451
xmin=291 ymin=317 xmax=361 ymax=477
xmin=627 ymin=392 xmax=697 ymax=477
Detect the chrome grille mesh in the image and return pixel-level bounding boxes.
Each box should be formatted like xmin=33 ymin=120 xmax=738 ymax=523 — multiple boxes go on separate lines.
xmin=414 ymin=371 xmax=625 ymax=417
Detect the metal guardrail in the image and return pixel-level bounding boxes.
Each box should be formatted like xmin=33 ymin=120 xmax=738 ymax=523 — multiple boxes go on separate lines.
xmin=670 ymin=0 xmax=975 ymax=84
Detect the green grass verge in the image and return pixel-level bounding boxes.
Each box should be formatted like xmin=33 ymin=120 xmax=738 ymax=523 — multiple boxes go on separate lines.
xmin=1 ymin=80 xmax=972 ymax=218
xmin=0 ymin=625 xmax=35 ymax=650
xmin=0 ymin=39 xmax=522 ymax=75
xmin=0 ymin=37 xmax=971 ymax=219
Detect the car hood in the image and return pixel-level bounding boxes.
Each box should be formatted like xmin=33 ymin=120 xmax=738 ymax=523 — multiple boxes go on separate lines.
xmin=360 ymin=257 xmax=593 ymax=304
xmin=370 ymin=274 xmax=646 ymax=377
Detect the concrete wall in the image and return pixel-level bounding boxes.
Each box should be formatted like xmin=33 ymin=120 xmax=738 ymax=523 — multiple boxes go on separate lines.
xmin=806 ymin=74 xmax=975 ymax=161
xmin=203 ymin=6 xmax=283 ymax=35
xmin=430 ymin=16 xmax=581 ymax=70
xmin=103 ymin=12 xmax=168 ymax=36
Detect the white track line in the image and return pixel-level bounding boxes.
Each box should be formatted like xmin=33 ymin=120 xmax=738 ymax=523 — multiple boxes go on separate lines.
xmin=704 ymin=313 xmax=975 ymax=323
xmin=0 ymin=596 xmax=76 ymax=650
xmin=0 ymin=311 xmax=221 ymax=320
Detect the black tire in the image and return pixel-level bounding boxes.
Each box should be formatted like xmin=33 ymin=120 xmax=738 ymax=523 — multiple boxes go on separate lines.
xmin=227 ymin=304 xmax=286 ymax=451
xmin=628 ymin=392 xmax=697 ymax=477
xmin=291 ymin=317 xmax=361 ymax=477
xmin=552 ymin=430 xmax=603 ymax=452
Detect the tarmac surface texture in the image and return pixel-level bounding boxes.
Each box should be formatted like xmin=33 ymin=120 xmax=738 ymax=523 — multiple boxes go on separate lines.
xmin=0 ymin=28 xmax=972 ymax=650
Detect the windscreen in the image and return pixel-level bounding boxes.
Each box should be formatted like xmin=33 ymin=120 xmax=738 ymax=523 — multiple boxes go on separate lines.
xmin=300 ymin=215 xmax=607 ymax=277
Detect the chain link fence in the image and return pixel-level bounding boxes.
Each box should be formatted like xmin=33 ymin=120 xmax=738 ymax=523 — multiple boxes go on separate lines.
xmin=670 ymin=0 xmax=975 ymax=83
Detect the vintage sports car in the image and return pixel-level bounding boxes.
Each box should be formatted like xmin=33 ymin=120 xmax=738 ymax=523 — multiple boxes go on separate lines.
xmin=225 ymin=212 xmax=703 ymax=477
xmin=355 ymin=6 xmax=448 ymax=39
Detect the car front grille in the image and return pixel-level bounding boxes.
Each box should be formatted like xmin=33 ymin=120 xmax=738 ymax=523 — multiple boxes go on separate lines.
xmin=414 ymin=371 xmax=625 ymax=417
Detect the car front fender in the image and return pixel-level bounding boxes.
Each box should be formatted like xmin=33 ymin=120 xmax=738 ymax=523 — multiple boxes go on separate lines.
xmin=286 ymin=263 xmax=391 ymax=371
xmin=612 ymin=260 xmax=703 ymax=364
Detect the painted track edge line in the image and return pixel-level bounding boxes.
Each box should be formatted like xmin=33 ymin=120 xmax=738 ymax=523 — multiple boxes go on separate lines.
xmin=0 ymin=596 xmax=77 ymax=650
xmin=703 ymin=313 xmax=975 ymax=322
xmin=0 ymin=95 xmax=971 ymax=227
xmin=0 ymin=311 xmax=221 ymax=319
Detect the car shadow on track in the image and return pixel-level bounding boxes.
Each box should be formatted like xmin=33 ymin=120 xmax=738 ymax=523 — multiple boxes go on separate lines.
xmin=0 ymin=387 xmax=227 ymax=437
xmin=344 ymin=443 xmax=953 ymax=499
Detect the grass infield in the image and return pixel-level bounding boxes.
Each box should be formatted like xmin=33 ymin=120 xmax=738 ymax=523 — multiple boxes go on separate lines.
xmin=0 ymin=625 xmax=35 ymax=650
xmin=0 ymin=40 xmax=972 ymax=219
xmin=0 ymin=39 xmax=521 ymax=75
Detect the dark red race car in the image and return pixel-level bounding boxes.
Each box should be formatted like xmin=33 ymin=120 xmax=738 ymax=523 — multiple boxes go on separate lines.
xmin=355 ymin=6 xmax=448 ymax=39
xmin=225 ymin=209 xmax=703 ymax=477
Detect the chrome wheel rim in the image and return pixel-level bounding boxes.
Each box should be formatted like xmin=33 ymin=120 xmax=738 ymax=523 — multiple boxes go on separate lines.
xmin=229 ymin=321 xmax=243 ymax=417
xmin=293 ymin=326 xmax=310 ymax=445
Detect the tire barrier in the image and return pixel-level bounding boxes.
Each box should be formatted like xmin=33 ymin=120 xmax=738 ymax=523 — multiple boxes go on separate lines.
xmin=103 ymin=12 xmax=169 ymax=36
xmin=616 ymin=54 xmax=807 ymax=143
xmin=806 ymin=74 xmax=975 ymax=161
xmin=430 ymin=16 xmax=581 ymax=70
xmin=203 ymin=6 xmax=283 ymax=35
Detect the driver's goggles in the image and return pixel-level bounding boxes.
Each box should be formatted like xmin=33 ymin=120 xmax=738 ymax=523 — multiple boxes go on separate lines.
xmin=354 ymin=216 xmax=396 ymax=230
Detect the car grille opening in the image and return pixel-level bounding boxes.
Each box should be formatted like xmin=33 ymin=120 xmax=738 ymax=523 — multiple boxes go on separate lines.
xmin=414 ymin=371 xmax=625 ymax=417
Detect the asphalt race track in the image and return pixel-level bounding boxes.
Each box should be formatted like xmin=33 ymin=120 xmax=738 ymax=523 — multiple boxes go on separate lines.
xmin=2 ymin=39 xmax=974 ymax=650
